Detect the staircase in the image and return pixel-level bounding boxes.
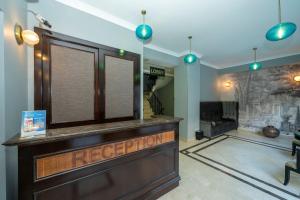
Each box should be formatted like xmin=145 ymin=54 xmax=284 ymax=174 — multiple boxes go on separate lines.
xmin=143 ymin=93 xmax=154 ymax=119
xmin=143 ymin=74 xmax=166 ymax=119
xmin=151 ymin=76 xmax=172 ymax=92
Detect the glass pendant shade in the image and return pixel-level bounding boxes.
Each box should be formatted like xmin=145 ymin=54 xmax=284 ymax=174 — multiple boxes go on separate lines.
xmin=183 ymin=36 xmax=198 ymax=64
xmin=136 ymin=10 xmax=153 ymax=41
xmin=249 ymin=48 xmax=262 ymax=71
xmin=266 ymin=0 xmax=297 ymax=41
xmin=249 ymin=62 xmax=262 ymax=71
xmin=183 ymin=53 xmax=197 ymax=64
xmin=266 ymin=22 xmax=297 ymax=41
xmin=135 ymin=24 xmax=153 ymax=40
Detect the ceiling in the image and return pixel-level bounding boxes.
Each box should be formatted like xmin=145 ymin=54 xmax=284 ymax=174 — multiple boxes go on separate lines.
xmin=56 ymin=0 xmax=300 ymax=68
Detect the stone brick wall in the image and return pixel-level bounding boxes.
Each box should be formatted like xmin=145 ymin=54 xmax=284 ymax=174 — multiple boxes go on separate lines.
xmin=219 ymin=63 xmax=300 ymax=133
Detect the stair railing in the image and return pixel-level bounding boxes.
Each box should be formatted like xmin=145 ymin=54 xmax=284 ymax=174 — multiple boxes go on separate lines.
xmin=147 ymin=91 xmax=164 ymax=115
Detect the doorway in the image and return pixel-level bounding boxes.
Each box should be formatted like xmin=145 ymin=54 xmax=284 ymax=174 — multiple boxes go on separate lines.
xmin=143 ymin=59 xmax=174 ymax=118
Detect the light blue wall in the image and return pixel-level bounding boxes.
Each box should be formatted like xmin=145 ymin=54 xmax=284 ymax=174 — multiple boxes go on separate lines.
xmin=200 ymin=64 xmax=219 ymax=101
xmin=175 ymin=57 xmax=201 ymax=141
xmin=27 ymin=1 xmax=142 ymax=53
xmin=218 ymin=54 xmax=300 ymax=74
xmin=27 ymin=0 xmax=143 ymax=110
xmin=0 ymin=0 xmax=28 ymax=199
xmin=174 ymin=61 xmax=188 ymax=140
xmin=187 ymin=62 xmax=201 ymax=139
xmin=144 ymin=48 xmax=179 ymax=66
xmin=0 ymin=9 xmax=6 ymax=200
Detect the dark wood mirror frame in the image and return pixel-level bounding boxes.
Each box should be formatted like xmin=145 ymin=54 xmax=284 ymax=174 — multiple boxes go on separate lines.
xmin=34 ymin=27 xmax=141 ymax=128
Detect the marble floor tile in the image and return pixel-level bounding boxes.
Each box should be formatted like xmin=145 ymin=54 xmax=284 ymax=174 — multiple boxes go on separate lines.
xmin=159 ymin=131 xmax=300 ymax=200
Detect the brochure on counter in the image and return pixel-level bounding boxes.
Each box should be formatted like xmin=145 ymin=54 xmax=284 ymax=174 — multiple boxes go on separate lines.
xmin=21 ymin=110 xmax=46 ymax=138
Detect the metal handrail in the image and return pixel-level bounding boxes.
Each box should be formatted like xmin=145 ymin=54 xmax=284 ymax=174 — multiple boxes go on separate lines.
xmin=147 ymin=91 xmax=164 ymax=115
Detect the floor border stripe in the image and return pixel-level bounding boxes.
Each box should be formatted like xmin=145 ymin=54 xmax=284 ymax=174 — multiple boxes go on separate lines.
xmin=227 ymin=135 xmax=292 ymax=151
xmin=194 ymin=152 xmax=300 ymax=198
xmin=180 ymin=133 xmax=299 ymax=200
xmin=181 ymin=152 xmax=288 ymax=200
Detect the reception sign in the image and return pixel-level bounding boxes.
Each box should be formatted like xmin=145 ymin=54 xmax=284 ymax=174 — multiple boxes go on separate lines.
xmin=36 ymin=131 xmax=175 ymax=179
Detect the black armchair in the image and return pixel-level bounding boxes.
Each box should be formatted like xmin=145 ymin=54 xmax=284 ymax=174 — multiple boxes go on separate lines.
xmin=292 ymin=139 xmax=300 ymax=156
xmin=284 ymin=146 xmax=300 ymax=185
xmin=200 ymin=102 xmax=239 ymax=138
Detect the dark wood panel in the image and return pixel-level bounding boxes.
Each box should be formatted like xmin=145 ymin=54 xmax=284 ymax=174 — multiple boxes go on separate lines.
xmin=18 ymin=122 xmax=180 ymax=200
xmin=34 ymin=27 xmax=141 ymax=128
xmin=99 ymin=50 xmax=140 ymax=122
xmin=34 ymin=28 xmax=100 ymax=128
xmin=34 ymin=148 xmax=177 ymax=200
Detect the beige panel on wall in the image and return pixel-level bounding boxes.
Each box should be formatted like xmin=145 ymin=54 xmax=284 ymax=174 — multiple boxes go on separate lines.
xmin=105 ymin=56 xmax=134 ymax=119
xmin=51 ymin=45 xmax=95 ymax=123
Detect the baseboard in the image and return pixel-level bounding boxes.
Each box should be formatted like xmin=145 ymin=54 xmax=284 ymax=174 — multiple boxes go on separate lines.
xmin=237 ymin=127 xmax=261 ymax=133
xmin=179 ymin=137 xmax=197 ymax=142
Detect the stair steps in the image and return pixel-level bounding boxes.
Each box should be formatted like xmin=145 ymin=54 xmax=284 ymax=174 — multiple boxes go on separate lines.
xmin=143 ymin=94 xmax=154 ymax=119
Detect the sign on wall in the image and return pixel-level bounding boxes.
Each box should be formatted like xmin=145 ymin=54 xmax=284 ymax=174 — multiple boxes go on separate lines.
xmin=150 ymin=67 xmax=165 ymax=77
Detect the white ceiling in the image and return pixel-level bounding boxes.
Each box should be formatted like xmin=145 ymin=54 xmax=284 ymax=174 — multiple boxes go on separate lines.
xmin=56 ymin=0 xmax=300 ymax=68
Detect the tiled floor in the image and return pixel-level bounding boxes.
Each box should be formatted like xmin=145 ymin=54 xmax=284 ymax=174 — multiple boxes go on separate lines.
xmin=159 ymin=130 xmax=300 ymax=200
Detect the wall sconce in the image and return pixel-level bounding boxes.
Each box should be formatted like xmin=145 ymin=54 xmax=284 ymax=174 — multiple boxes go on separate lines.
xmin=294 ymin=75 xmax=300 ymax=82
xmin=224 ymin=81 xmax=233 ymax=88
xmin=14 ymin=24 xmax=39 ymax=46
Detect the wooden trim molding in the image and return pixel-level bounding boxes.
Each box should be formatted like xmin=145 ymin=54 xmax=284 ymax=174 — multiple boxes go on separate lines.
xmin=34 ymin=27 xmax=141 ymax=128
xmin=36 ymin=131 xmax=175 ymax=179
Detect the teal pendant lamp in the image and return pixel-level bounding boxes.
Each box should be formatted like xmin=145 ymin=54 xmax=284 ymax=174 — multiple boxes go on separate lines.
xmin=266 ymin=0 xmax=297 ymax=41
xmin=249 ymin=48 xmax=262 ymax=71
xmin=183 ymin=36 xmax=197 ymax=64
xmin=135 ymin=10 xmax=153 ymax=41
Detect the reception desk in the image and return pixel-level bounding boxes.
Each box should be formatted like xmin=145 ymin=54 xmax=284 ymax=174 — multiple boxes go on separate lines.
xmin=3 ymin=116 xmax=181 ymax=200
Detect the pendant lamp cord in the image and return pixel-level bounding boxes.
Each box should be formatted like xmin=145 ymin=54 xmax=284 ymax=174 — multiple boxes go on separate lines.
xmin=142 ymin=10 xmax=146 ymax=24
xmin=278 ymin=0 xmax=282 ymax=23
xmin=188 ymin=36 xmax=192 ymax=54
xmin=189 ymin=39 xmax=191 ymax=54
xmin=253 ymin=48 xmax=257 ymax=62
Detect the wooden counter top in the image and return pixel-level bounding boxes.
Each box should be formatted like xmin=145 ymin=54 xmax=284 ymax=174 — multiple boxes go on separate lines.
xmin=3 ymin=116 xmax=182 ymax=147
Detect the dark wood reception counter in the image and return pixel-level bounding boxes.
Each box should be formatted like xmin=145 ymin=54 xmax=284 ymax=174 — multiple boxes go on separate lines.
xmin=3 ymin=116 xmax=181 ymax=200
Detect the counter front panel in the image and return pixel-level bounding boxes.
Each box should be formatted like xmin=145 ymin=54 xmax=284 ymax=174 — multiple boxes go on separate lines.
xmin=8 ymin=118 xmax=181 ymax=200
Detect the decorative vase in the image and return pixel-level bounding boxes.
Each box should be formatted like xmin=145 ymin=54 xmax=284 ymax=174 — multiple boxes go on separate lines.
xmin=262 ymin=126 xmax=280 ymax=138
